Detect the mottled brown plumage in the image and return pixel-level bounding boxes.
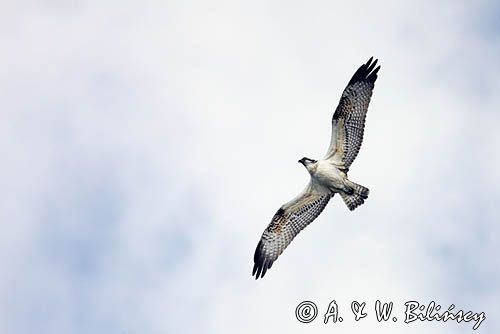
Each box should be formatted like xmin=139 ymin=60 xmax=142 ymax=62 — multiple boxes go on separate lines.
xmin=252 ymin=58 xmax=380 ymax=279
xmin=326 ymin=57 xmax=380 ymax=168
xmin=253 ymin=187 xmax=331 ymax=279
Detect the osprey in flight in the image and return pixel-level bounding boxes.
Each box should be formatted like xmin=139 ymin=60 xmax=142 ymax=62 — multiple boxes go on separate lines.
xmin=252 ymin=57 xmax=381 ymax=279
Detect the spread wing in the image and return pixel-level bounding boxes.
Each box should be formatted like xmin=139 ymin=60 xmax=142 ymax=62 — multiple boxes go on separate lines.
xmin=252 ymin=183 xmax=332 ymax=279
xmin=325 ymin=57 xmax=380 ymax=169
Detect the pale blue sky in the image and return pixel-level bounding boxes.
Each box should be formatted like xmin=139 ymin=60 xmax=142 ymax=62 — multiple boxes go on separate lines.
xmin=0 ymin=1 xmax=499 ymax=333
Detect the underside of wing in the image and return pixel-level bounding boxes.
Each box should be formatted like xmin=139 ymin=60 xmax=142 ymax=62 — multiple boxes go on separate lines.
xmin=325 ymin=57 xmax=380 ymax=168
xmin=252 ymin=184 xmax=331 ymax=279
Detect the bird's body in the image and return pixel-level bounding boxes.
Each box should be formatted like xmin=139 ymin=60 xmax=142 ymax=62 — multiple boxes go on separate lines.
xmin=252 ymin=57 xmax=381 ymax=279
xmin=305 ymin=159 xmax=348 ymax=193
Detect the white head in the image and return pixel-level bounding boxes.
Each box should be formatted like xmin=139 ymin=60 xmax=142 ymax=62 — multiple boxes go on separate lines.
xmin=298 ymin=157 xmax=318 ymax=174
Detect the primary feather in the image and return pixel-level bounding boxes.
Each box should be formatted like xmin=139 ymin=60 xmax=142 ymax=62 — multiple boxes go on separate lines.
xmin=325 ymin=57 xmax=380 ymax=169
xmin=252 ymin=57 xmax=380 ymax=279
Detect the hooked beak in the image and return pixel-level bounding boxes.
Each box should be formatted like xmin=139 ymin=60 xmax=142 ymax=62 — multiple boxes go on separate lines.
xmin=298 ymin=158 xmax=306 ymax=165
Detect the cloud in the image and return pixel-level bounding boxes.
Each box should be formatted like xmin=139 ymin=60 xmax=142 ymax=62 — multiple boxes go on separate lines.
xmin=0 ymin=0 xmax=498 ymax=333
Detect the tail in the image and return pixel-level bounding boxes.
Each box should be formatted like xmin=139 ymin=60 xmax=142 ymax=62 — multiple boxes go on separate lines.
xmin=340 ymin=181 xmax=369 ymax=211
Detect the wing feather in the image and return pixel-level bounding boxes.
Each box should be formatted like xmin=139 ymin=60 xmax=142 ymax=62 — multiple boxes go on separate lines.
xmin=325 ymin=57 xmax=380 ymax=168
xmin=252 ymin=185 xmax=331 ymax=279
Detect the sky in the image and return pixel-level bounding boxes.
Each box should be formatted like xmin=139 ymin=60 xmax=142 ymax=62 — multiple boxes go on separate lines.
xmin=0 ymin=0 xmax=499 ymax=333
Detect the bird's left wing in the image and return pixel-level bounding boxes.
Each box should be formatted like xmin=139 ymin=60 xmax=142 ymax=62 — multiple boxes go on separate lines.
xmin=252 ymin=183 xmax=332 ymax=279
xmin=325 ymin=57 xmax=380 ymax=169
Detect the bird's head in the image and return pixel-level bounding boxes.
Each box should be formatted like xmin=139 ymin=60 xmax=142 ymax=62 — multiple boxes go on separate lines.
xmin=298 ymin=157 xmax=318 ymax=173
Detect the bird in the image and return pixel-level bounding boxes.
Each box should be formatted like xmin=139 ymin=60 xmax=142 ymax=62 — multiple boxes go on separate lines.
xmin=252 ymin=57 xmax=381 ymax=279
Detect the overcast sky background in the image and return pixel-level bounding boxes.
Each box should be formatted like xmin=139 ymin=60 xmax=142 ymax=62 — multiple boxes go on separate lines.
xmin=1 ymin=0 xmax=499 ymax=333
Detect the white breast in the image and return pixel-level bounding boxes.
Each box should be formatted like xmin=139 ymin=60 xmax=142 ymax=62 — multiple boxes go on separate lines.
xmin=312 ymin=160 xmax=346 ymax=191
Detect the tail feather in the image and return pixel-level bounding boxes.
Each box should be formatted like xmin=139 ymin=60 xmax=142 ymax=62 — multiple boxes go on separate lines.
xmin=340 ymin=181 xmax=369 ymax=211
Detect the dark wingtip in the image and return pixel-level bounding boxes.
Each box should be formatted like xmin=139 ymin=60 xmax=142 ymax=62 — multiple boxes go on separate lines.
xmin=252 ymin=240 xmax=274 ymax=280
xmin=347 ymin=57 xmax=381 ymax=85
xmin=367 ymin=65 xmax=381 ymax=83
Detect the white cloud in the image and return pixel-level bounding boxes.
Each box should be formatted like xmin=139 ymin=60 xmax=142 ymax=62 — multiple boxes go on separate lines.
xmin=0 ymin=0 xmax=498 ymax=333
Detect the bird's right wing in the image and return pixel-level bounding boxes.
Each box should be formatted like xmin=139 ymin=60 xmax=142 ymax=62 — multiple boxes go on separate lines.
xmin=252 ymin=183 xmax=332 ymax=279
